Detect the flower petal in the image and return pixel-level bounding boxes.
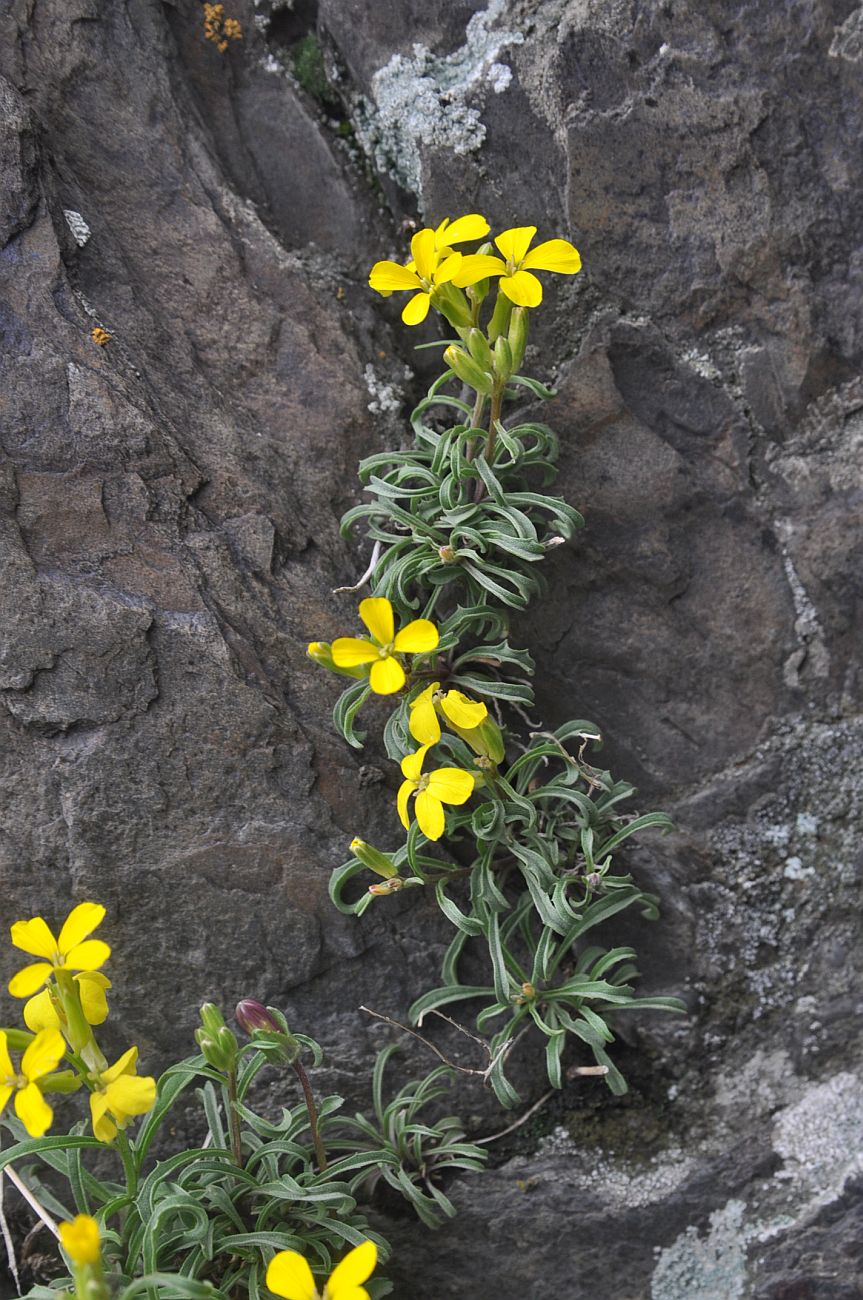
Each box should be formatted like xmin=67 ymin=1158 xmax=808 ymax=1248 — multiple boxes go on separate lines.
xmin=266 ymin=1250 xmax=317 ymax=1300
xmin=21 ymin=1028 xmax=65 ymax=1082
xmin=77 ymin=973 xmax=110 ymax=1026
xmin=0 ymin=1084 xmax=13 ymax=1117
xmin=409 ymin=686 xmax=441 ymax=745
xmin=401 ymin=291 xmax=431 ymax=326
xmin=105 ymin=1073 xmax=156 ymax=1119
xmin=23 ymin=990 xmax=60 ymax=1033
xmin=0 ymin=1032 xmax=13 ymax=1080
xmin=500 ymin=270 xmax=543 ymax=307
xmin=494 ymin=225 xmax=537 ymax=265
xmin=414 ymin=791 xmax=445 ymax=841
xmin=441 ymin=690 xmax=487 ymax=730
xmin=521 ymin=238 xmax=582 ymax=274
xmin=400 ymin=745 xmax=430 ymax=782
xmin=15 ymin=1082 xmax=52 ymax=1137
xmin=432 ymin=251 xmax=462 ymax=285
xmin=57 ymin=903 xmax=105 ymax=956
xmin=8 ymin=963 xmax=53 ymax=998
xmin=10 ymin=918 xmax=57 ymax=961
xmin=63 ymin=940 xmax=110 ymax=973
xmin=368 ymin=261 xmax=422 ymax=293
xmin=410 ymin=228 xmax=437 ymax=281
xmin=396 ymin=779 xmax=413 ymax=831
xmin=331 ymin=637 xmax=378 ymax=668
xmin=369 ymin=655 xmax=406 ymax=695
xmin=437 ymin=213 xmax=490 ymax=247
xmin=392 ymin=619 xmax=439 ymax=654
xmin=90 ymin=1091 xmax=117 ymax=1143
xmin=102 ymin=1045 xmax=138 ymax=1085
xmin=358 ymin=597 xmax=394 ymax=646
xmin=59 ymin=1216 xmax=101 ymax=1267
xmin=426 ymin=767 xmax=475 ymax=805
xmin=327 ymin=1240 xmax=378 ymax=1293
xmin=452 ymin=254 xmax=506 ymax=288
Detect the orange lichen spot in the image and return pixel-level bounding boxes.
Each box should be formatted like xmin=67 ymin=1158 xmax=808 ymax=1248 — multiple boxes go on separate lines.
xmin=203 ymin=3 xmax=242 ymax=53
xmin=90 ymin=327 xmax=111 ymax=346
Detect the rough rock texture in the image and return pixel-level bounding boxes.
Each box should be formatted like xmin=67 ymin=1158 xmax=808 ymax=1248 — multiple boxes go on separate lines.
xmin=1 ymin=1 xmax=861 ymax=1297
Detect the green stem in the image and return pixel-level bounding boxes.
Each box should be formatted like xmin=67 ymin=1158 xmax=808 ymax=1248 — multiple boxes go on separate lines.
xmin=293 ymin=1060 xmax=327 ymax=1172
xmin=464 ymin=390 xmax=487 ymax=465
xmin=474 ymin=384 xmax=504 ymax=502
xmin=116 ymin=1130 xmax=138 ymax=1198
xmin=226 ymin=1068 xmax=243 ymax=1167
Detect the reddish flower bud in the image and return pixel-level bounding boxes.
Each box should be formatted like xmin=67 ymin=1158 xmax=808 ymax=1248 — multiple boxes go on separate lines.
xmin=235 ymin=999 xmax=279 ymax=1036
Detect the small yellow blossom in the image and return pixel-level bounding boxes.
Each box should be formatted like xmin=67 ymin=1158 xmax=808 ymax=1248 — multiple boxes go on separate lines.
xmin=0 ymin=1028 xmax=65 ymax=1137
xmin=23 ymin=972 xmax=111 ymax=1033
xmin=59 ymin=1215 xmax=101 ymax=1267
xmin=9 ymin=903 xmax=110 ymax=1000
xmin=455 ymin=225 xmax=581 ymax=307
xmin=89 ymin=1046 xmax=156 ymax=1143
xmin=409 ymin=682 xmax=488 ymax=745
xmin=369 ymin=216 xmax=492 ymax=325
xmin=266 ymin=1239 xmax=377 ymax=1300
xmin=331 ymin=597 xmax=438 ymax=695
xmin=203 ymin=3 xmax=242 ymax=52
xmin=397 ymin=745 xmax=474 ymax=841
xmin=90 ymin=327 xmax=111 ymax=346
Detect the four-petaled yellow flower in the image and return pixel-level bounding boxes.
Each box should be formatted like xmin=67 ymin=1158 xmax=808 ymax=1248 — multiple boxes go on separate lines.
xmin=369 ymin=214 xmax=491 ymax=325
xmin=89 ymin=1046 xmax=156 ymax=1143
xmin=24 ymin=972 xmax=111 ymax=1034
xmin=266 ymin=1239 xmax=377 ymax=1300
xmin=59 ymin=1214 xmax=101 ymax=1267
xmin=8 ymin=902 xmax=110 ymax=999
xmin=0 ymin=1028 xmax=65 ymax=1137
xmin=455 ymin=225 xmax=581 ymax=306
xmin=331 ymin=597 xmax=438 ymax=694
xmin=397 ymin=744 xmax=474 ymax=841
xmin=409 ymin=682 xmax=488 ymax=745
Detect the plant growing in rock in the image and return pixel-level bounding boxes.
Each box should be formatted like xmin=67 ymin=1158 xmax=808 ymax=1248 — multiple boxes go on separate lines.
xmin=0 ymin=906 xmax=485 ymax=1298
xmin=312 ymin=213 xmax=685 ymax=1105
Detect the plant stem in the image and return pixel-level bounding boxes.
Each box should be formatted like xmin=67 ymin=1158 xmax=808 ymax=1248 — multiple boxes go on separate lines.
xmin=116 ymin=1131 xmax=138 ymax=1198
xmin=225 ymin=1068 xmax=243 ymax=1167
xmin=465 ymin=390 xmax=486 ymax=465
xmin=474 ymin=384 xmax=504 ymax=502
xmin=293 ymin=1060 xmax=327 ymax=1172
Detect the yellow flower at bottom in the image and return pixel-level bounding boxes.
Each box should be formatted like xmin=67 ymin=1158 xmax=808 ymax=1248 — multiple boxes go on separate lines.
xmin=89 ymin=1046 xmax=156 ymax=1143
xmin=266 ymin=1239 xmax=377 ymax=1300
xmin=331 ymin=597 xmax=438 ymax=694
xmin=59 ymin=1215 xmax=101 ymax=1267
xmin=397 ymin=744 xmax=474 ymax=841
xmin=0 ymin=1028 xmax=65 ymax=1137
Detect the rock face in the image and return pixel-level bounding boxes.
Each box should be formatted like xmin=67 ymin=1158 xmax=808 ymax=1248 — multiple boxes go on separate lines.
xmin=1 ymin=1 xmax=861 ymax=1297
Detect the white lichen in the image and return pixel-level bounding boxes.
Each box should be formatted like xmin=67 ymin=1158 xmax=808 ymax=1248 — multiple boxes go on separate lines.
xmin=353 ymin=0 xmax=523 ymax=197
xmin=651 ymin=1200 xmax=748 ymax=1300
xmin=363 ymin=363 xmax=410 ymax=415
xmin=63 ymin=210 xmax=91 ymax=247
xmin=829 ymin=6 xmax=863 ymax=61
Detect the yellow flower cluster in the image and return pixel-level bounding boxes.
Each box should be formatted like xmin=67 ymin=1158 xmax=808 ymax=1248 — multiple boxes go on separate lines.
xmin=203 ymin=3 xmax=242 ymax=53
xmin=369 ymin=213 xmax=581 ymax=325
xmin=2 ymin=903 xmax=156 ymax=1141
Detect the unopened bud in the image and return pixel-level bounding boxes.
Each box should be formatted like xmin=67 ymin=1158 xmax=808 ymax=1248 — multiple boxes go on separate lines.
xmin=368 ymin=877 xmax=405 ymax=896
xmin=350 ymin=838 xmax=398 ymax=879
xmin=487 ymin=289 xmax=514 ymax=341
xmin=587 ymin=872 xmax=602 ymax=889
xmin=508 ymin=306 xmax=529 ymax=370
xmin=235 ymin=998 xmax=280 ymax=1036
xmin=454 ymin=716 xmax=505 ymax=763
xmin=466 ymin=327 xmax=494 ymax=371
xmin=438 ymin=545 xmax=458 ymax=565
xmin=494 ymin=335 xmax=513 ymax=381
xmin=444 ymin=345 xmax=493 ymax=396
xmin=307 ymin=640 xmax=365 ymax=680
xmin=434 ymin=283 xmax=473 ymax=329
xmin=195 ymin=1004 xmax=238 ymax=1072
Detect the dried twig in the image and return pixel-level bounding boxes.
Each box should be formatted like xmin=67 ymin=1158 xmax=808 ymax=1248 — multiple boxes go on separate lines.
xmin=333 ymin=541 xmax=382 ymax=594
xmin=475 ymin=1088 xmax=555 ymax=1145
xmin=0 ymin=1172 xmax=22 ymax=1296
xmin=360 ymin=1005 xmax=512 ymax=1083
xmin=3 ymin=1164 xmax=60 ymax=1241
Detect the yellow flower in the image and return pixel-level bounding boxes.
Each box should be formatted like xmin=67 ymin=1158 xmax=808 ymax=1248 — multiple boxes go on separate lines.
xmin=23 ymin=972 xmax=111 ymax=1033
xmin=0 ymin=1028 xmax=65 ymax=1137
xmin=331 ymin=597 xmax=438 ymax=695
xmin=369 ymin=214 xmax=492 ymax=325
xmin=8 ymin=902 xmax=110 ymax=999
xmin=409 ymin=682 xmax=488 ymax=745
xmin=89 ymin=1046 xmax=156 ymax=1143
xmin=266 ymin=1239 xmax=377 ymax=1300
xmin=455 ymin=225 xmax=582 ymax=307
xmin=397 ymin=744 xmax=474 ymax=841
xmin=59 ymin=1215 xmax=101 ymax=1267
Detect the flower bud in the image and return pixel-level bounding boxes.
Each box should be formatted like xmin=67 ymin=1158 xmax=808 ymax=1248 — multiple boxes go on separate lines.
xmin=235 ymin=998 xmax=280 ymax=1036
xmin=434 ymin=283 xmax=473 ymax=329
xmin=494 ymin=335 xmax=514 ymax=381
xmin=487 ymin=290 xmax=513 ymax=341
xmin=587 ymin=872 xmax=602 ymax=889
xmin=307 ymin=640 xmax=366 ymax=680
xmin=444 ymin=345 xmax=493 ymax=396
xmin=368 ymin=877 xmax=405 ymax=895
xmin=196 ymin=1004 xmax=238 ymax=1071
xmin=508 ymin=306 xmax=529 ymax=370
xmin=438 ymin=544 xmax=458 ymax=565
xmin=466 ymin=327 xmax=494 ymax=371
xmin=451 ymin=715 xmax=505 ymax=763
xmin=350 ymin=838 xmax=399 ymax=878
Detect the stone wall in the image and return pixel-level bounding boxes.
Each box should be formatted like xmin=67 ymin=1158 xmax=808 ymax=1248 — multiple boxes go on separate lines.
xmin=1 ymin=1 xmax=861 ymax=1295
